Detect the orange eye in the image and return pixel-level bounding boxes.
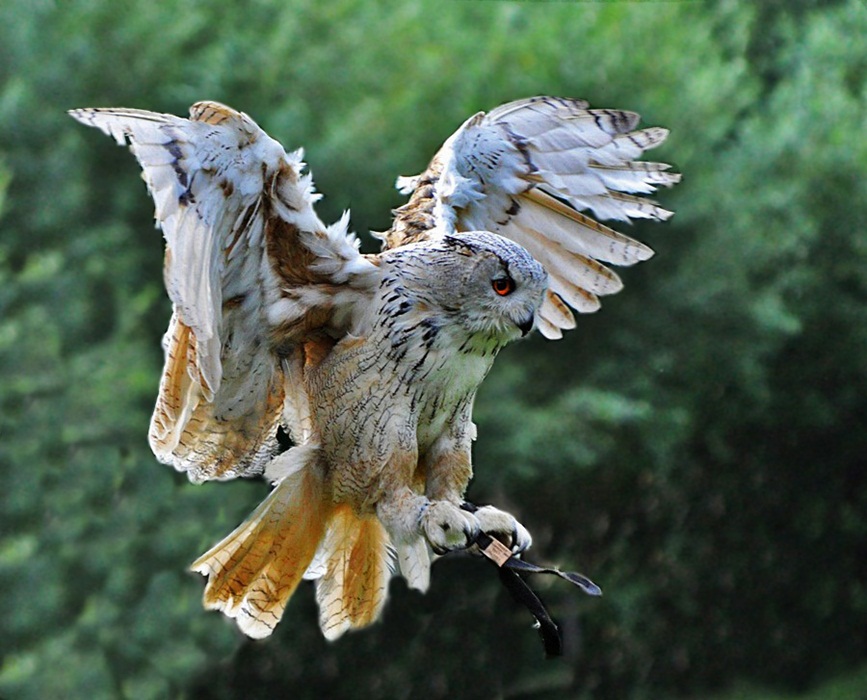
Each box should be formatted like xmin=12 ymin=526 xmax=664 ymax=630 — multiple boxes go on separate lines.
xmin=492 ymin=277 xmax=515 ymax=296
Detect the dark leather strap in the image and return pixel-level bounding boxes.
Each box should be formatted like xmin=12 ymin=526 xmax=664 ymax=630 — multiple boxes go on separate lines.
xmin=472 ymin=529 xmax=602 ymax=658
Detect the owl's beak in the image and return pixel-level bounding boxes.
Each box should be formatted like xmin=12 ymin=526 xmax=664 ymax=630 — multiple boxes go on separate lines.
xmin=517 ymin=314 xmax=535 ymax=337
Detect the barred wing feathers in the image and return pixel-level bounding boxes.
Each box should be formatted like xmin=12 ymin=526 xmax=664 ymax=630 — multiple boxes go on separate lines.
xmin=389 ymin=96 xmax=680 ymax=339
xmin=70 ymin=102 xmax=376 ymax=481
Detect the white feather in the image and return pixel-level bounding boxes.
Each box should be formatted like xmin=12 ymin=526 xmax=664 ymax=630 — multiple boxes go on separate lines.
xmin=396 ymin=538 xmax=431 ymax=592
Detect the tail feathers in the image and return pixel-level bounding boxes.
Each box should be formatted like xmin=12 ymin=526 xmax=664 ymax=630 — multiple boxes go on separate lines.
xmin=192 ymin=448 xmax=396 ymax=641
xmin=190 ymin=447 xmax=328 ymax=639
xmin=313 ymin=505 xmax=394 ymax=640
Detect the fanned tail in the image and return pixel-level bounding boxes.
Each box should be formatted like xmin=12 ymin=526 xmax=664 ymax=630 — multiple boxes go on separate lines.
xmin=309 ymin=505 xmax=394 ymax=640
xmin=190 ymin=445 xmax=329 ymax=639
xmin=191 ymin=444 xmax=396 ymax=640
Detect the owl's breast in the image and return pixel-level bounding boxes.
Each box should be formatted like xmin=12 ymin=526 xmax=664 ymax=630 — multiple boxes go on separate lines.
xmin=405 ymin=329 xmax=497 ymax=452
xmin=308 ymin=319 xmax=494 ymax=438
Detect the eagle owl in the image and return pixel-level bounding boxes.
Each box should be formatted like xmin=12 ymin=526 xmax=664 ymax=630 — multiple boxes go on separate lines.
xmin=70 ymin=97 xmax=680 ymax=640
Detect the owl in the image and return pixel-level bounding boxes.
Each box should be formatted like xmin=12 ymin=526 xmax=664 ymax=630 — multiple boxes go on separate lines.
xmin=70 ymin=97 xmax=680 ymax=640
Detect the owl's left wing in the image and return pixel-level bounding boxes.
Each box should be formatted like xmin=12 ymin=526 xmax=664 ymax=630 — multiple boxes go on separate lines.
xmin=71 ymin=103 xmax=377 ymax=482
xmin=383 ymin=96 xmax=681 ymax=338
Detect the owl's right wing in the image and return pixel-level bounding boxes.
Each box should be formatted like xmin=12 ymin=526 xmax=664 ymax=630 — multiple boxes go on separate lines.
xmin=384 ymin=96 xmax=681 ymax=338
xmin=71 ymin=103 xmax=378 ymax=482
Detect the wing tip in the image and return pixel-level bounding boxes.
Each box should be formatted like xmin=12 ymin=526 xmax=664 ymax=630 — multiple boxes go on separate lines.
xmin=537 ymin=316 xmax=564 ymax=340
xmin=636 ymin=244 xmax=656 ymax=263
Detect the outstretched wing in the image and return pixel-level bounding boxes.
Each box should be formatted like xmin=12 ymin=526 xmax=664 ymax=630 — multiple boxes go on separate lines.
xmin=71 ymin=102 xmax=377 ymax=482
xmin=383 ymin=96 xmax=681 ymax=338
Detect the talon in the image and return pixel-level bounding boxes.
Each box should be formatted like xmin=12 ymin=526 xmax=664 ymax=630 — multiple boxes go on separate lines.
xmin=474 ymin=505 xmax=532 ymax=554
xmin=463 ymin=526 xmax=477 ymax=547
xmin=422 ymin=501 xmax=480 ymax=553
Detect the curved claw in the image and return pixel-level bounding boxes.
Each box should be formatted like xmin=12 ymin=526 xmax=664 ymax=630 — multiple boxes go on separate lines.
xmin=472 ymin=504 xmax=533 ymax=553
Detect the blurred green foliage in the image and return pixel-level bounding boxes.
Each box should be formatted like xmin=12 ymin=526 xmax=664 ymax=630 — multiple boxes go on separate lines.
xmin=706 ymin=664 xmax=867 ymax=700
xmin=1 ymin=0 xmax=865 ymax=698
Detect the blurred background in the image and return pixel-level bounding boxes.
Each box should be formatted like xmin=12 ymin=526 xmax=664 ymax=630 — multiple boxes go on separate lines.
xmin=2 ymin=1 xmax=866 ymax=698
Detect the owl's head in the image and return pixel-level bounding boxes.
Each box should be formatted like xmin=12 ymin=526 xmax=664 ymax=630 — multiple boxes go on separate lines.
xmin=384 ymin=231 xmax=548 ymax=343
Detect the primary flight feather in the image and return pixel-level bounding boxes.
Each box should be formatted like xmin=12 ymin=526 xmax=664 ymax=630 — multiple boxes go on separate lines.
xmin=70 ymin=96 xmax=679 ymax=639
